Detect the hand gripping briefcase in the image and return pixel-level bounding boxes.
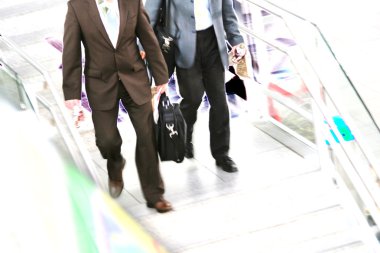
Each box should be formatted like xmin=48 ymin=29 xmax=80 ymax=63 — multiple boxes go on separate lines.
xmin=156 ymin=92 xmax=187 ymax=163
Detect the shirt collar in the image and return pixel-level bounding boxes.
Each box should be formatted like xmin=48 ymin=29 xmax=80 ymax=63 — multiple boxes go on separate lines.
xmin=96 ymin=0 xmax=117 ymax=15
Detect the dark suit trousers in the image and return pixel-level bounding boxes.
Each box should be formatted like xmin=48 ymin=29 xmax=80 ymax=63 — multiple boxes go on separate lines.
xmin=91 ymin=81 xmax=164 ymax=203
xmin=176 ymin=26 xmax=230 ymax=159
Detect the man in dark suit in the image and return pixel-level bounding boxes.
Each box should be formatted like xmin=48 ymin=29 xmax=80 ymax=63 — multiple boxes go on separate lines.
xmin=62 ymin=0 xmax=172 ymax=213
xmin=145 ymin=0 xmax=246 ymax=172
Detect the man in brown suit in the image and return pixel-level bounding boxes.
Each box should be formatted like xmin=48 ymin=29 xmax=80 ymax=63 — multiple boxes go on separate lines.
xmin=62 ymin=0 xmax=172 ymax=213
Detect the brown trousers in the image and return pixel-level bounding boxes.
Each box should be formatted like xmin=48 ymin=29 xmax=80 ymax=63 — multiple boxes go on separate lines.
xmin=91 ymin=81 xmax=165 ymax=203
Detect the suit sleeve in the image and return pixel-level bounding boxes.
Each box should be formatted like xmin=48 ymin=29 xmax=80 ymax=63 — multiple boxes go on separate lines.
xmin=136 ymin=0 xmax=168 ymax=85
xmin=62 ymin=1 xmax=83 ymax=101
xmin=222 ymin=0 xmax=244 ymax=47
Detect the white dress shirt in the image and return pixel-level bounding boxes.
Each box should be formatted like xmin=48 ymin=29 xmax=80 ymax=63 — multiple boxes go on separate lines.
xmin=194 ymin=0 xmax=213 ymax=31
xmin=96 ymin=0 xmax=120 ymax=48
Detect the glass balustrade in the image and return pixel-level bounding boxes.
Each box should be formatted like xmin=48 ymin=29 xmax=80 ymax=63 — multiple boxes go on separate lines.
xmin=0 ymin=61 xmax=34 ymax=112
xmin=234 ymin=0 xmax=380 ymax=246
xmin=0 ymin=34 xmax=103 ymax=187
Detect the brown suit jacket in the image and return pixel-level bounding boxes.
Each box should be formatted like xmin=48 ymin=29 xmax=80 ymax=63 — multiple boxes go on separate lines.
xmin=62 ymin=0 xmax=168 ymax=110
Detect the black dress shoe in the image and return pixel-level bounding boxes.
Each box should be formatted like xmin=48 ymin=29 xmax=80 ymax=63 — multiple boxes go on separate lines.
xmin=215 ymin=156 xmax=238 ymax=173
xmin=147 ymin=198 xmax=173 ymax=213
xmin=108 ymin=158 xmax=126 ymax=198
xmin=185 ymin=142 xmax=194 ymax=159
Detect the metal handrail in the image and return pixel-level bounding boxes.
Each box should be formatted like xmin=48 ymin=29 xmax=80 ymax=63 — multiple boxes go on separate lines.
xmin=237 ymin=2 xmax=380 ymax=249
xmin=0 ymin=33 xmax=102 ymax=187
xmin=255 ymin=0 xmax=380 ymax=192
xmin=240 ymin=0 xmax=380 ymax=190
xmin=245 ymin=0 xmax=379 ymax=132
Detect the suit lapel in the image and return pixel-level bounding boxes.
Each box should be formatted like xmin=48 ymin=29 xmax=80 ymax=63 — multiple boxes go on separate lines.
xmin=117 ymin=0 xmax=129 ymax=48
xmin=87 ymin=0 xmax=114 ymax=48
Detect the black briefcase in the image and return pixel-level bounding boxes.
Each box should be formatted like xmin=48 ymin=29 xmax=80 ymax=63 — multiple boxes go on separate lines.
xmin=156 ymin=92 xmax=186 ymax=163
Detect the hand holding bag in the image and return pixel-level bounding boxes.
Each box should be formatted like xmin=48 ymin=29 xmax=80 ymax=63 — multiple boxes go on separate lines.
xmin=156 ymin=92 xmax=186 ymax=163
xmin=154 ymin=0 xmax=175 ymax=77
